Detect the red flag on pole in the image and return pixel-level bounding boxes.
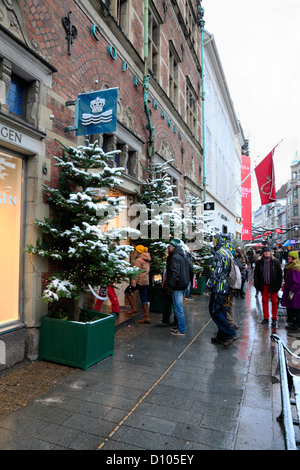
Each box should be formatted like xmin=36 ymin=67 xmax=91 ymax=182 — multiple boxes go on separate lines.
xmin=255 ymin=147 xmax=277 ymax=205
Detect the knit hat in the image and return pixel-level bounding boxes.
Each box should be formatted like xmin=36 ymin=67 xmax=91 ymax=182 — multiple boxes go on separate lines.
xmin=288 ymin=251 xmax=299 ymax=259
xmin=135 ymin=245 xmax=148 ymax=254
xmin=169 ymin=239 xmax=182 ymax=247
xmin=262 ymin=246 xmax=271 ymax=253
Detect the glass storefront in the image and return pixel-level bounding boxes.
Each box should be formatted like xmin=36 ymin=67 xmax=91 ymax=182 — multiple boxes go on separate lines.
xmin=0 ymin=151 xmax=23 ymax=325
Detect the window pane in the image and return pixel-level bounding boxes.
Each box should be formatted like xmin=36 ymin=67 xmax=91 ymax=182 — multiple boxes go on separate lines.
xmin=6 ymin=77 xmax=24 ymax=116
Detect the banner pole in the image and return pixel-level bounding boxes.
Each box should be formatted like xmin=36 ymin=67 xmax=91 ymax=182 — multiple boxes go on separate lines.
xmin=226 ymin=139 xmax=283 ymax=202
xmin=227 ymin=168 xmax=255 ymax=201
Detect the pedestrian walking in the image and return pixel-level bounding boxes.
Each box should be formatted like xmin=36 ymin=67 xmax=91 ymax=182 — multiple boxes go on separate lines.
xmin=165 ymin=239 xmax=193 ymax=336
xmin=254 ymin=246 xmax=282 ymax=327
xmin=157 ymin=245 xmax=177 ymax=327
xmin=246 ymin=248 xmax=255 ymax=270
xmin=227 ymin=249 xmax=241 ymax=330
xmin=281 ymin=251 xmax=300 ymax=330
xmin=204 ymin=233 xmax=239 ymax=347
xmin=274 ymin=249 xmax=281 ymax=263
xmin=124 ymin=245 xmax=151 ymax=323
xmin=184 ymin=250 xmax=195 ymax=301
xmin=254 ymin=249 xmax=262 ymax=264
xmin=254 ymin=249 xmax=262 ymax=297
xmin=236 ymin=248 xmax=247 ymax=298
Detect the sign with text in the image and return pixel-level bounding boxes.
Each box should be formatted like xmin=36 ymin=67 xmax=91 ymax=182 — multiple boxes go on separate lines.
xmin=241 ymin=155 xmax=252 ymax=240
xmin=204 ymin=202 xmax=215 ymax=210
xmin=75 ymin=88 xmax=118 ymax=136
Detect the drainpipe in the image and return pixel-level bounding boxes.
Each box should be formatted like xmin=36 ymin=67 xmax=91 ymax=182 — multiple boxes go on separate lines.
xmin=198 ymin=3 xmax=206 ymax=202
xmin=143 ymin=0 xmax=155 ymax=168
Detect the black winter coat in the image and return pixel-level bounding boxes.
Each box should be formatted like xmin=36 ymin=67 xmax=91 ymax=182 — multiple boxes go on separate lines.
xmin=166 ymin=246 xmax=194 ymax=291
xmin=254 ymin=255 xmax=282 ymax=293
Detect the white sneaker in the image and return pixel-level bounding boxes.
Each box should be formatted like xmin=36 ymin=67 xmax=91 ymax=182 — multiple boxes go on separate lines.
xmin=171 ymin=330 xmax=186 ymax=336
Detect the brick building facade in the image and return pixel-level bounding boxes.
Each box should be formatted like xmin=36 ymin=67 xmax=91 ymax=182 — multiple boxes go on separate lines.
xmin=0 ymin=0 xmax=205 ymax=369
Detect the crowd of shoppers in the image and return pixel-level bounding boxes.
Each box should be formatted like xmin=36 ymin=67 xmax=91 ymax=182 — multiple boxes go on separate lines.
xmin=94 ymin=233 xmax=300 ymax=343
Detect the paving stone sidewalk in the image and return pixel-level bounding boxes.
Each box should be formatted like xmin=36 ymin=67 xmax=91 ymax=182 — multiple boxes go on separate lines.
xmin=0 ymin=318 xmax=155 ymax=422
xmin=0 ymin=284 xmax=295 ymax=450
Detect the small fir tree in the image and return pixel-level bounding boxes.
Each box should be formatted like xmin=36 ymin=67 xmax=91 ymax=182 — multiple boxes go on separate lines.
xmin=188 ymin=204 xmax=214 ymax=276
xmin=134 ymin=161 xmax=179 ymax=279
xmin=26 ymin=140 xmax=140 ymax=320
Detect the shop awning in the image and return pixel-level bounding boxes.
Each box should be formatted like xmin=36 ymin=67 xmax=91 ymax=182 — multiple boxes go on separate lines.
xmin=282 ymin=239 xmax=297 ymax=247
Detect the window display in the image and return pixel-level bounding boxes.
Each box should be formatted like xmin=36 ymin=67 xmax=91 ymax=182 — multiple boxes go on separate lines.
xmin=0 ymin=152 xmax=23 ymax=325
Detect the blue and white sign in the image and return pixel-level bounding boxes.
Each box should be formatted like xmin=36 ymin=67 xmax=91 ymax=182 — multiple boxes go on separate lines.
xmin=75 ymin=88 xmax=118 ymax=136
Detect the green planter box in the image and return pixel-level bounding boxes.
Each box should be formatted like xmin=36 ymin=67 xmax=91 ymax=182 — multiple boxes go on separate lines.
xmin=148 ymin=286 xmax=164 ymax=313
xmin=190 ymin=276 xmax=207 ymax=295
xmin=39 ymin=310 xmax=115 ymax=370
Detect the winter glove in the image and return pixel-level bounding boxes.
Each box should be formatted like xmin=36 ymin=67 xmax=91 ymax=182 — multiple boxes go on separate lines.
xmin=203 ymin=289 xmax=210 ymax=297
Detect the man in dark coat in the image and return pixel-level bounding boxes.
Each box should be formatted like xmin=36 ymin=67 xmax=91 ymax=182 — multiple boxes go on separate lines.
xmin=165 ymin=239 xmax=193 ymax=336
xmin=254 ymin=246 xmax=282 ymax=326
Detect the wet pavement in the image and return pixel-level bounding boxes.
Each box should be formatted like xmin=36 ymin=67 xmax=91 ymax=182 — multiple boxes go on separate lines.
xmin=0 ymin=277 xmax=298 ymax=450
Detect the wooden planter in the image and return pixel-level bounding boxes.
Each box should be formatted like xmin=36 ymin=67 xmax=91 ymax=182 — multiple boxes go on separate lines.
xmin=148 ymin=286 xmax=164 ymax=313
xmin=190 ymin=276 xmax=207 ymax=295
xmin=39 ymin=310 xmax=115 ymax=370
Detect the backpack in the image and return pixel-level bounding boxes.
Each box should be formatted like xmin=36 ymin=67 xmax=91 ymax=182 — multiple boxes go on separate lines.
xmin=221 ymin=249 xmax=242 ymax=289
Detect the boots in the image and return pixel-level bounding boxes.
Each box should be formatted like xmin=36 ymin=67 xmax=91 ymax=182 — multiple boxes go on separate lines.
xmin=125 ymin=293 xmax=137 ymax=314
xmin=139 ymin=302 xmax=150 ymax=324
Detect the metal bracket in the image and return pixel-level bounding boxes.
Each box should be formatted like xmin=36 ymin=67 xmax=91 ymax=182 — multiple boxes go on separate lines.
xmin=62 ymin=11 xmax=77 ymax=55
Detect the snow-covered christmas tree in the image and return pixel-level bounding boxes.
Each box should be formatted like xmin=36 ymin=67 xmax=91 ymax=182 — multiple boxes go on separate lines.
xmin=135 ymin=160 xmax=180 ymax=278
xmin=182 ymin=197 xmax=214 ymax=276
xmin=26 ymin=140 xmax=140 ymax=320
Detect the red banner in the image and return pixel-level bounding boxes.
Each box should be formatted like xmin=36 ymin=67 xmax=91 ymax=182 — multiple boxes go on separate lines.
xmin=254 ymin=148 xmax=276 ymax=205
xmin=241 ymin=155 xmax=252 ymax=240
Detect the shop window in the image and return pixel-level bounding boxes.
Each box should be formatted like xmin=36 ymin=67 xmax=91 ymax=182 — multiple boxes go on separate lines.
xmin=0 ymin=152 xmax=23 ymax=325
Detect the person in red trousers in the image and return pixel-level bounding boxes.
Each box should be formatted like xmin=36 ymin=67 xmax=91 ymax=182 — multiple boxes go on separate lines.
xmin=254 ymin=246 xmax=282 ymax=327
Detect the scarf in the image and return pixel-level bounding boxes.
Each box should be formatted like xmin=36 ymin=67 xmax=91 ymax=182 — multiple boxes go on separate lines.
xmin=285 ymin=259 xmax=300 ymax=272
xmin=263 ymin=258 xmax=270 ymax=284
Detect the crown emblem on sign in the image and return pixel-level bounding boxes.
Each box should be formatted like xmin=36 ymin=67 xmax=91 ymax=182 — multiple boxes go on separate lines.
xmin=90 ymin=97 xmax=105 ymax=113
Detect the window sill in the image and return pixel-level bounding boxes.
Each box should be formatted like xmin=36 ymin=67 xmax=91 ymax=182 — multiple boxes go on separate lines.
xmin=0 ymin=321 xmax=26 ymax=335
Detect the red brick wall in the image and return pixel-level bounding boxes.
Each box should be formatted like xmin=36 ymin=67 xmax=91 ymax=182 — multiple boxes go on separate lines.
xmin=20 ymin=0 xmax=203 ymax=197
